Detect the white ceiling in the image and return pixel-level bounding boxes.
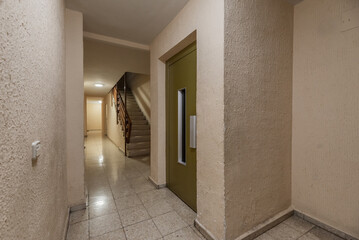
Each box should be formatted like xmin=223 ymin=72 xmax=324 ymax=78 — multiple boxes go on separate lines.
xmin=66 ymin=0 xmax=189 ymax=44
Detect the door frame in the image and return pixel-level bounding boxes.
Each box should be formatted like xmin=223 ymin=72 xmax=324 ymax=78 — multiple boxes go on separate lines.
xmin=165 ymin=42 xmax=197 ymax=186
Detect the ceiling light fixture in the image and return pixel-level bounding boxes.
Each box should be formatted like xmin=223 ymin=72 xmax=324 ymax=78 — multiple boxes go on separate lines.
xmin=94 ymin=83 xmax=104 ymax=88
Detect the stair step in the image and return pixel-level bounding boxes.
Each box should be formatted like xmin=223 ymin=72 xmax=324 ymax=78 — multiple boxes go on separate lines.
xmin=132 ymin=124 xmax=150 ymax=130
xmin=132 ymin=120 xmax=148 ymax=125
xmin=127 ymin=105 xmax=140 ymax=110
xmin=130 ymin=135 xmax=150 ymax=142
xmin=129 ymin=112 xmax=143 ymax=116
xmin=127 ymin=148 xmax=150 ymax=157
xmin=131 ymin=129 xmax=150 ymax=136
xmin=131 ymin=115 xmax=146 ymax=120
xmin=127 ymin=142 xmax=150 ymax=150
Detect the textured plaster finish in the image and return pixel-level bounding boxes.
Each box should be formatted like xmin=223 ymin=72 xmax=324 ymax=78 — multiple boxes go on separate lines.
xmin=0 ymin=1 xmax=68 ymax=239
xmin=84 ymin=39 xmax=150 ymax=97
xmin=292 ymin=0 xmax=359 ymax=238
xmin=150 ymin=0 xmax=225 ymax=239
xmin=224 ymin=0 xmax=293 ymax=239
xmin=65 ymin=9 xmax=86 ymax=207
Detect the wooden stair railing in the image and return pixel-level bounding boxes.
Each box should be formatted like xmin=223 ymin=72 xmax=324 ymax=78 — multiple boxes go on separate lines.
xmin=116 ymin=80 xmax=132 ymax=145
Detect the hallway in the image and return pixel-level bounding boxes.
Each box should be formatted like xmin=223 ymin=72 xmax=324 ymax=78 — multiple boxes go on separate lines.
xmin=67 ymin=132 xmax=347 ymax=240
xmin=66 ymin=132 xmax=204 ymax=240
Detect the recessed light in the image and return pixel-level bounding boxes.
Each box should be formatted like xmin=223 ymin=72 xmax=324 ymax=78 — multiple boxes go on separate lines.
xmin=94 ymin=83 xmax=104 ymax=87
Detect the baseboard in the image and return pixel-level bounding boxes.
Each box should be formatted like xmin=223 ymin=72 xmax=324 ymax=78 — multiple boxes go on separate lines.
xmin=194 ymin=219 xmax=217 ymax=240
xmin=62 ymin=207 xmax=70 ymax=240
xmin=236 ymin=208 xmax=294 ymax=240
xmin=148 ymin=176 xmax=166 ymax=189
xmin=294 ymin=211 xmax=359 ymax=240
xmin=70 ymin=203 xmax=86 ymax=212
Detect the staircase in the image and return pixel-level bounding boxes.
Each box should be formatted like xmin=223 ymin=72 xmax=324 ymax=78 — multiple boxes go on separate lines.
xmin=119 ymin=90 xmax=150 ymax=157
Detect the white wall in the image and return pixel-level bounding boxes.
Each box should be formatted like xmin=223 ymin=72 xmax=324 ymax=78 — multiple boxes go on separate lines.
xmin=150 ymin=0 xmax=225 ymax=239
xmin=84 ymin=39 xmax=150 ymax=97
xmin=0 ymin=1 xmax=68 ymax=239
xmin=292 ymin=0 xmax=359 ymax=238
xmin=65 ymin=9 xmax=86 ymax=208
xmin=127 ymin=73 xmax=151 ymax=122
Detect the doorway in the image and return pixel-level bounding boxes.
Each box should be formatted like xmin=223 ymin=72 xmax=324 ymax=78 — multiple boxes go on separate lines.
xmin=166 ymin=43 xmax=197 ymax=211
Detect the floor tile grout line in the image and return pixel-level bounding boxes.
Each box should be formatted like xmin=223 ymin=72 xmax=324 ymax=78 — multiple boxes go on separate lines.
xmin=136 ymin=185 xmax=165 ymax=237
xmin=294 ymin=225 xmax=315 ymax=240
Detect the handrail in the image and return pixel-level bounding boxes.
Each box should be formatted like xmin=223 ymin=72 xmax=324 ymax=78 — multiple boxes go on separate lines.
xmin=117 ymin=87 xmax=132 ymax=143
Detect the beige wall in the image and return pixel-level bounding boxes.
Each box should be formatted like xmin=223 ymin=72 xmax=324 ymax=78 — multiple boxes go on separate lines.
xmin=224 ymin=1 xmax=293 ymax=239
xmin=84 ymin=39 xmax=150 ymax=97
xmin=87 ymin=101 xmax=102 ymax=131
xmin=102 ymin=100 xmax=107 ymax=135
xmin=65 ymin=9 xmax=86 ymax=208
xmin=150 ymin=0 xmax=225 ymax=239
xmin=292 ymin=0 xmax=359 ymax=238
xmin=105 ymin=93 xmax=126 ymax=152
xmin=0 ymin=1 xmax=68 ymax=239
xmin=127 ymin=73 xmax=151 ymax=122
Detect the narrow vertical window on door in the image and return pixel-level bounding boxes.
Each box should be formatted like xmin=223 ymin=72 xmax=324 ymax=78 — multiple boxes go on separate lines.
xmin=178 ymin=88 xmax=186 ymax=165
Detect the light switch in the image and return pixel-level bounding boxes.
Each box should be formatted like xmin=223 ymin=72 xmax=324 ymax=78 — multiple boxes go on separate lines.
xmin=32 ymin=141 xmax=41 ymax=160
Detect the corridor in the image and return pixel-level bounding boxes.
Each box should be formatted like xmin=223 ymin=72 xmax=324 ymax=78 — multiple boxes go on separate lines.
xmin=66 ymin=132 xmax=204 ymax=240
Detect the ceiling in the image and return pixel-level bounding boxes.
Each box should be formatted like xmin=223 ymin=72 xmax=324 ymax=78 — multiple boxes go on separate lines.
xmin=66 ymin=0 xmax=189 ymax=44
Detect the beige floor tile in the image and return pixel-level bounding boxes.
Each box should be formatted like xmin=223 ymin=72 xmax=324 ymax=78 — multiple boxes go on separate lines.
xmin=89 ymin=213 xmax=122 ymax=238
xmin=69 ymin=209 xmax=88 ymax=225
xmin=124 ymin=219 xmax=162 ymax=240
xmin=138 ymin=188 xmax=171 ymax=205
xmin=66 ymin=221 xmax=89 ymax=240
xmin=112 ymin=186 xmax=136 ymax=199
xmin=119 ymin=204 xmax=151 ymax=227
xmin=164 ymin=227 xmax=202 ymax=240
xmin=283 ymin=216 xmax=314 ymax=234
xmin=189 ymin=226 xmax=206 ymax=240
xmin=89 ymin=199 xmax=117 ymax=219
xmin=144 ymin=198 xmax=174 ymax=217
xmin=254 ymin=232 xmax=276 ymax=240
xmin=115 ymin=194 xmax=142 ymax=211
xmin=172 ymin=201 xmax=196 ymax=226
xmin=299 ymin=227 xmax=344 ymax=240
xmin=266 ymin=222 xmax=302 ymax=240
xmin=153 ymin=211 xmax=188 ymax=236
xmin=90 ymin=229 xmax=126 ymax=240
xmin=132 ymin=180 xmax=156 ymax=193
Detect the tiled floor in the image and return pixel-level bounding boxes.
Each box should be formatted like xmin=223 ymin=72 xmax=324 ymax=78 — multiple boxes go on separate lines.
xmin=254 ymin=216 xmax=345 ymax=240
xmin=67 ymin=131 xmax=204 ymax=240
xmin=67 ymin=131 xmax=344 ymax=240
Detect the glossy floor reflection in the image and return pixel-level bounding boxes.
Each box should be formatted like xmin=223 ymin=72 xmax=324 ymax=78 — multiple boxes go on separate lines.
xmin=66 ymin=131 xmax=204 ymax=240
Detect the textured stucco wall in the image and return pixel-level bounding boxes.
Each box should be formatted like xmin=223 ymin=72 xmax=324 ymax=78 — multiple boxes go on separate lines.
xmin=0 ymin=1 xmax=68 ymax=240
xmin=127 ymin=74 xmax=151 ymax=123
xmin=65 ymin=9 xmax=85 ymax=208
xmin=224 ymin=0 xmax=293 ymax=239
xmin=105 ymin=93 xmax=126 ymax=152
xmin=150 ymin=0 xmax=225 ymax=239
xmin=292 ymin=0 xmax=359 ymax=238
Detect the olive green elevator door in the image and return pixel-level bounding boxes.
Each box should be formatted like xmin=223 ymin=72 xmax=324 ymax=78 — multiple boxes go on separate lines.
xmin=166 ymin=43 xmax=197 ymax=211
